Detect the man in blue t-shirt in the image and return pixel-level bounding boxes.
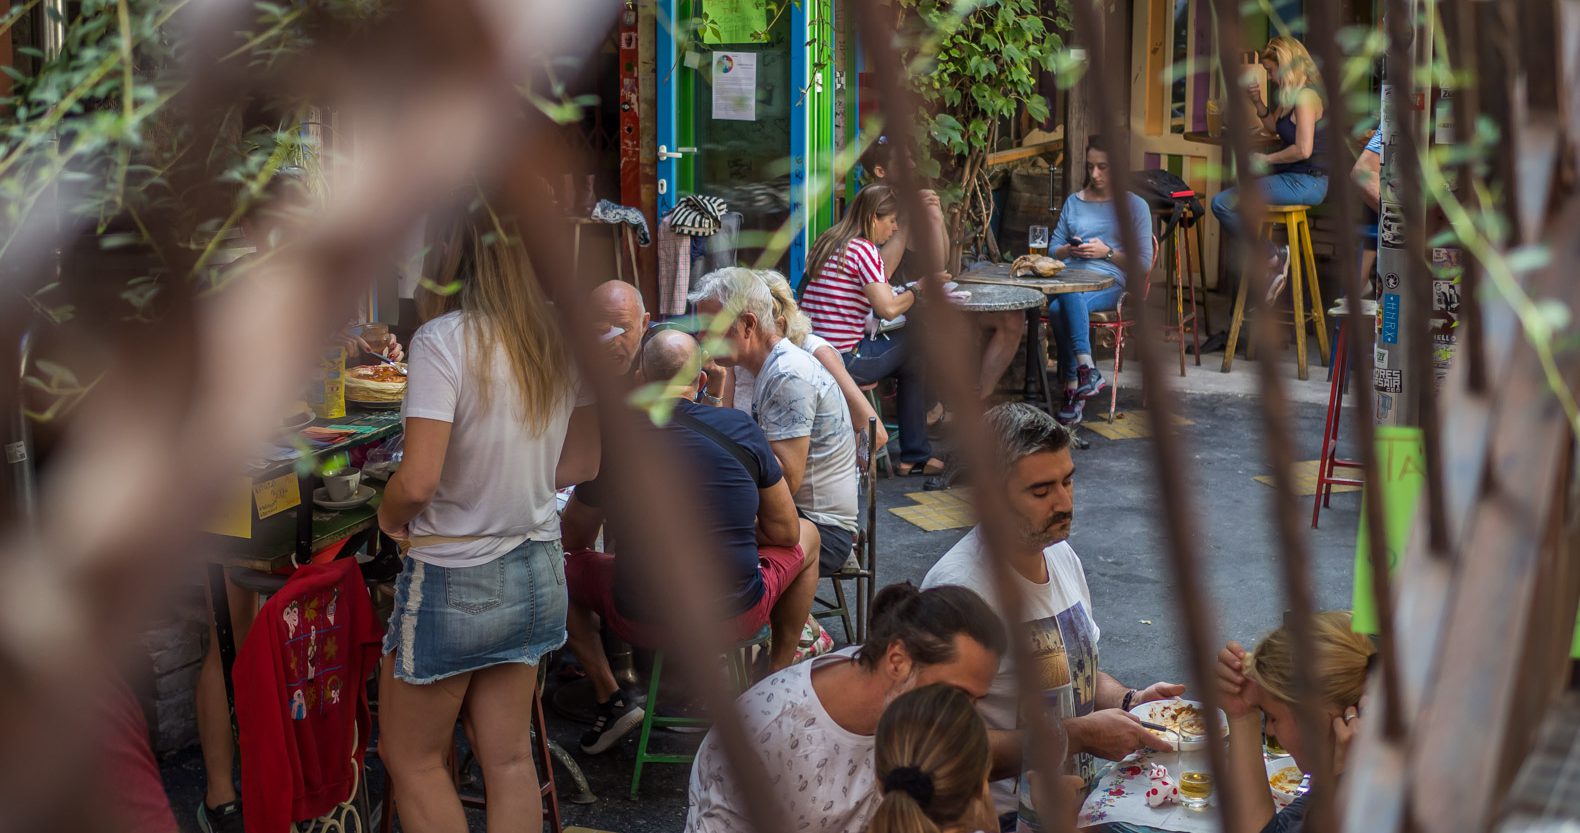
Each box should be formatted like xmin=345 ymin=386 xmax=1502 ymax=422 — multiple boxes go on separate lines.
xmin=1048 ymin=135 xmax=1156 ymax=425
xmin=562 ymin=329 xmax=821 ymax=755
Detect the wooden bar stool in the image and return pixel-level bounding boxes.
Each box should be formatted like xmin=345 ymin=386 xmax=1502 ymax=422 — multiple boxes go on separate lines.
xmin=1220 ymin=205 xmax=1330 ymax=380
xmin=569 ymin=218 xmax=641 ymax=285
xmin=1152 ymin=208 xmax=1203 ymax=374
xmin=1312 ymin=298 xmax=1377 ymax=529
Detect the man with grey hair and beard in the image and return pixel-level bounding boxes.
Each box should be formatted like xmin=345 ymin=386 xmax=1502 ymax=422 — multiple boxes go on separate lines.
xmin=923 ymin=402 xmax=1184 ymax=829
xmin=689 ymin=268 xmax=861 ymax=578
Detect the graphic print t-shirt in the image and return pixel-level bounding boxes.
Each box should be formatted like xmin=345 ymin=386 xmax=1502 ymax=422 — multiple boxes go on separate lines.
xmin=922 ymin=528 xmax=1101 ymax=822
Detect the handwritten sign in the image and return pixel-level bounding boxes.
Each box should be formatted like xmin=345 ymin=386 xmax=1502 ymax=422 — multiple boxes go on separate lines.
xmin=702 ymin=0 xmax=767 ymax=44
xmin=253 ymin=472 xmax=302 ymax=520
xmin=1352 ymin=427 xmax=1426 ymax=634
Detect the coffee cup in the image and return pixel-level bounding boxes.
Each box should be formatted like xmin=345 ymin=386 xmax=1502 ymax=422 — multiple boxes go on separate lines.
xmin=324 ymin=468 xmax=362 ymax=502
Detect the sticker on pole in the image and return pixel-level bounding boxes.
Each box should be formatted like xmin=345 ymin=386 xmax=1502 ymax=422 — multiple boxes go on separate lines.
xmin=1380 ymin=293 xmax=1401 ymax=345
xmin=1374 ymin=367 xmax=1403 ymax=393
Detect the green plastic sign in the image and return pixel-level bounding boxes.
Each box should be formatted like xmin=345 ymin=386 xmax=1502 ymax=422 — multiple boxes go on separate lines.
xmin=703 ymin=0 xmax=768 ymax=44
xmin=1351 ymin=426 xmax=1426 ymax=635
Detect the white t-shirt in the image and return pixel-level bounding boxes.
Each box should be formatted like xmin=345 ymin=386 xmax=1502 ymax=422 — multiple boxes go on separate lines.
xmin=922 ymin=527 xmax=1102 ymax=815
xmin=686 ymin=648 xmax=878 ymax=833
xmin=402 ymin=311 xmax=589 ymax=567
xmin=751 ymin=339 xmax=858 ymax=532
xmin=731 ymin=333 xmax=836 ymax=415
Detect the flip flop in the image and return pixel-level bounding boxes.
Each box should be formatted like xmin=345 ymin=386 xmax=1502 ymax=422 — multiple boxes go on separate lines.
xmin=897 ymin=458 xmax=947 ymax=477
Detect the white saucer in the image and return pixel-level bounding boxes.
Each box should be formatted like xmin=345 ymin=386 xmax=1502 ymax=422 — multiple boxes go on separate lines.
xmin=313 ymin=484 xmax=376 ymax=510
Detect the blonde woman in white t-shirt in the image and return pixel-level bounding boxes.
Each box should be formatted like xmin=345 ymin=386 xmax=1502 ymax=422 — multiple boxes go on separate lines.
xmin=377 ymin=204 xmax=598 ymax=833
xmin=726 ymin=270 xmax=890 ymax=454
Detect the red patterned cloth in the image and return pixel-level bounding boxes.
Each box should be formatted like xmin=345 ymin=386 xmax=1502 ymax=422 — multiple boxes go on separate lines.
xmin=236 ymin=558 xmax=382 ymax=833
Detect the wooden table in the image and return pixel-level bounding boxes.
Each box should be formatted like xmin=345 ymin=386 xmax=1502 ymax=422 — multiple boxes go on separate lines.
xmin=956 ymin=263 xmax=1117 ymax=426
xmin=1182 ymin=129 xmax=1282 ymax=149
xmin=206 ymin=406 xmax=404 ymax=721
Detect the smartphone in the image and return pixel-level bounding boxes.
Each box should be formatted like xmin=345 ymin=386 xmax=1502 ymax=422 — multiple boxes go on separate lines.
xmin=1069 ymin=236 xmax=1083 ymax=246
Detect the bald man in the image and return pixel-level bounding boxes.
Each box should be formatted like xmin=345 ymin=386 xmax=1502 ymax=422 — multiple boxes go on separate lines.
xmin=562 ymin=331 xmax=820 ymax=754
xmin=591 ymin=280 xmax=651 ymax=374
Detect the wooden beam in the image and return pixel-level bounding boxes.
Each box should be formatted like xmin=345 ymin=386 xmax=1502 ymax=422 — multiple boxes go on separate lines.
xmin=984 ymin=138 xmax=1064 ymax=168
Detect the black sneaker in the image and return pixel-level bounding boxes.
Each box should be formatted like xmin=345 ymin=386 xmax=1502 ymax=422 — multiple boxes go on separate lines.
xmin=1073 ymin=365 xmax=1108 ymax=401
xmin=580 ymin=690 xmax=645 ymax=754
xmin=197 ymin=800 xmax=245 ymax=833
xmin=1056 ymin=389 xmax=1083 ymax=425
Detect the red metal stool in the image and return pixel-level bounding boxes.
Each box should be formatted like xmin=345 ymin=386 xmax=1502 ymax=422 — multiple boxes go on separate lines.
xmin=1311 ymin=299 xmax=1377 ymax=528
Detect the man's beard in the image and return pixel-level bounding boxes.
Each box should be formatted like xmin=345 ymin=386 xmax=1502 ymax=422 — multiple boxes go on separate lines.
xmin=1023 ymin=513 xmax=1072 ymax=548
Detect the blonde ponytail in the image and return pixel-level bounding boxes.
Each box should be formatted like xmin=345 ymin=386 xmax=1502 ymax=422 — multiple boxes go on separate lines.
xmin=1245 ymin=610 xmax=1375 ymax=710
xmin=867 ymin=788 xmax=943 ymax=833
xmin=866 ymin=685 xmax=991 ymax=833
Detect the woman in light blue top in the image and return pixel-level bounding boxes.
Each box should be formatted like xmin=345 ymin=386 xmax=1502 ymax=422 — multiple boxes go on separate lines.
xmin=1047 ymin=135 xmax=1154 ymax=425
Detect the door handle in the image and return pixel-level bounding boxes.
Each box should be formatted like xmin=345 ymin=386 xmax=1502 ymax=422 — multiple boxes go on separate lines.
xmin=658 ymin=145 xmax=698 ymax=161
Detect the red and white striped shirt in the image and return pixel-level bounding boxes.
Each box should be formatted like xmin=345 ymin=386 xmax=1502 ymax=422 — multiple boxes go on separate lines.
xmin=801 ymin=238 xmax=887 ymax=352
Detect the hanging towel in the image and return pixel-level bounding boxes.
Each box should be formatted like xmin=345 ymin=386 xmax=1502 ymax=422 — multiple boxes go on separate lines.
xmin=669 ymin=194 xmax=729 ymax=236
xmin=657 ymin=215 xmax=692 ymax=316
xmin=590 ymin=199 xmax=653 ymax=246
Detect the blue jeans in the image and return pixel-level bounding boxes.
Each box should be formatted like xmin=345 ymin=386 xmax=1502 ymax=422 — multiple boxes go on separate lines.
xmin=842 ymin=328 xmax=933 ymax=464
xmin=1211 ymin=172 xmax=1329 ymax=241
xmin=1047 ymin=277 xmax=1126 ymax=382
xmin=383 ymin=539 xmax=568 ymax=683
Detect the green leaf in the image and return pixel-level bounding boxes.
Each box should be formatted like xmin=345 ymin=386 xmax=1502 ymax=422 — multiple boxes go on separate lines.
xmin=34 ymin=359 xmax=79 ymax=388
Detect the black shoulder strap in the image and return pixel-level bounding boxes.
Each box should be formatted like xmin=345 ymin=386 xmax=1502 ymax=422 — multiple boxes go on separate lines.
xmin=669 ymin=407 xmax=764 ymax=484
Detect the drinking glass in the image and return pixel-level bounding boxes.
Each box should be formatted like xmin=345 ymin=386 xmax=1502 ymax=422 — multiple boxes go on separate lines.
xmin=1028 ymin=225 xmax=1050 ymax=256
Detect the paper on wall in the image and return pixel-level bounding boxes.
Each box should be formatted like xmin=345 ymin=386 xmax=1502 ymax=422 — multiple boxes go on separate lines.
xmin=711 ymin=52 xmax=756 ymax=122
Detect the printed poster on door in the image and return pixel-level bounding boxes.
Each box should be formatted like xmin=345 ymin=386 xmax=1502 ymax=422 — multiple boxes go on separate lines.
xmin=711 ymin=52 xmax=757 ymax=122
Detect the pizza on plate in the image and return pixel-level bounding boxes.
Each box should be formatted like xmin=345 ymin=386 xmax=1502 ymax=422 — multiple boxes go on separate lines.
xmin=346 ymin=363 xmax=407 ymax=403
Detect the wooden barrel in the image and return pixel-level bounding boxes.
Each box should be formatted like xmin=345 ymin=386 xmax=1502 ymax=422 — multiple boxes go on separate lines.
xmin=998 ymin=168 xmax=1061 ymax=255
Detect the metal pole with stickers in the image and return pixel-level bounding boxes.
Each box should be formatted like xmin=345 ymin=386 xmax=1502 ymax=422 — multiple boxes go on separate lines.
xmin=1374 ymin=0 xmax=1458 ymax=427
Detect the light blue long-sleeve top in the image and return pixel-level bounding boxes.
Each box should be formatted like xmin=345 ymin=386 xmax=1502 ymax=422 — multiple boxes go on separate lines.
xmin=1050 ymin=191 xmax=1155 ymax=287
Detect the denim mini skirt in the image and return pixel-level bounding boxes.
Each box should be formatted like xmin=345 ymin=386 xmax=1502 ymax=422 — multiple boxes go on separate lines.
xmin=382 ymin=539 xmax=568 ymax=684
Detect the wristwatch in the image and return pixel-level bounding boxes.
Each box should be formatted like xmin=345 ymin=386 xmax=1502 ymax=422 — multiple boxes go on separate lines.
xmin=1104 ymin=249 xmax=1115 ymax=261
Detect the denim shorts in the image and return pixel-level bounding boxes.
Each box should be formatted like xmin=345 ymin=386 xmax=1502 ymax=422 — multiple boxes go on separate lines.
xmin=382 ymin=539 xmax=568 ymax=684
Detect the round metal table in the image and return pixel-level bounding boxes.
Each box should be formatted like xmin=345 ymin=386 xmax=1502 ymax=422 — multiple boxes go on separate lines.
xmin=956 ymin=262 xmax=1117 ymax=422
xmin=950 ymin=281 xmax=1047 ymax=313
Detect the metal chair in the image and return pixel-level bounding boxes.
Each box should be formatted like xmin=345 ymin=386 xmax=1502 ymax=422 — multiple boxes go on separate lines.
xmin=813 ymin=416 xmax=880 ymax=643
xmin=629 ymin=625 xmax=772 ymax=797
xmin=1086 ymin=236 xmax=1161 ymax=423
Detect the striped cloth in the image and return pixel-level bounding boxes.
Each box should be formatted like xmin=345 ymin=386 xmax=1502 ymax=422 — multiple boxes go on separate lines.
xmin=801 ymin=238 xmax=887 ymax=352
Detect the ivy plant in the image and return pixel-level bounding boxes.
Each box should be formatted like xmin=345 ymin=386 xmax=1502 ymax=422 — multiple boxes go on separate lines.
xmin=897 ymin=0 xmax=1073 ymax=262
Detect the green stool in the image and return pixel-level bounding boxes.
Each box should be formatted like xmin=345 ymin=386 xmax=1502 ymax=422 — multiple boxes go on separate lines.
xmin=629 ymin=625 xmax=773 ymax=797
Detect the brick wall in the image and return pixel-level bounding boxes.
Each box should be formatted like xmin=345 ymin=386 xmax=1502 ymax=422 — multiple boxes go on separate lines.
xmin=138 ymin=586 xmax=208 ymax=755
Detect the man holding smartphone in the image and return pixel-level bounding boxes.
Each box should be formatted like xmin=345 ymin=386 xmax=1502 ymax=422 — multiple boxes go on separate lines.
xmin=1046 ymin=135 xmax=1154 ymax=425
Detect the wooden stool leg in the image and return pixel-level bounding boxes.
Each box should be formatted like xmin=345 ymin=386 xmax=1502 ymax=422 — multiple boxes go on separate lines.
xmin=572 ymin=223 xmax=583 ymax=281
xmin=1173 ymin=231 xmax=1187 ymax=377
xmin=1290 ymin=221 xmax=1310 ymax=381
xmin=626 ymin=226 xmax=641 ymax=285
xmin=1194 ymin=219 xmax=1212 ymax=334
xmin=1183 ymin=223 xmax=1202 ymax=365
xmin=1221 ymin=261 xmax=1251 ymax=373
xmin=1302 ymin=216 xmax=1330 ymax=367
xmin=534 ymin=686 xmax=563 ymax=833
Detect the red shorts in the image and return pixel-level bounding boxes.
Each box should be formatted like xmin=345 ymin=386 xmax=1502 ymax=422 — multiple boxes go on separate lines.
xmin=563 ymin=545 xmax=804 ymax=649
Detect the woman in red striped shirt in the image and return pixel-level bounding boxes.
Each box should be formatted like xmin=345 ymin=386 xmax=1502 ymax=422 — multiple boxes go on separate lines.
xmin=802 ymin=184 xmax=942 ymax=475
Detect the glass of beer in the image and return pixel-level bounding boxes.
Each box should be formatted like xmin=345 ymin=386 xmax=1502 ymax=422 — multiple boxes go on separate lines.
xmin=1028 ymin=224 xmax=1050 ymax=256
xmin=1178 ymin=769 xmax=1214 ymax=809
xmin=1206 ymin=99 xmax=1224 ymax=138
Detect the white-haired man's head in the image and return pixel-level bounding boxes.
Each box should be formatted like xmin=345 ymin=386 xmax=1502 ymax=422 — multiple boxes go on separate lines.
xmin=687 ymin=267 xmax=781 ymax=373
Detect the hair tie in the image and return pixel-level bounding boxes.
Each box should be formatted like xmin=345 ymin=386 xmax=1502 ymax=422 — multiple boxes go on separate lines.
xmin=882 ymin=766 xmax=935 ymax=809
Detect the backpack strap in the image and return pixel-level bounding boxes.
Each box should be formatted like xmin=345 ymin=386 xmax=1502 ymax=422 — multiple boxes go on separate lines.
xmin=669 ymin=407 xmax=764 ymax=484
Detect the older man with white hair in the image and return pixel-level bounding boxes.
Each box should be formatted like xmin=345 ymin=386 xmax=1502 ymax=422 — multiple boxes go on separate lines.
xmin=690 ymin=268 xmax=860 ymax=576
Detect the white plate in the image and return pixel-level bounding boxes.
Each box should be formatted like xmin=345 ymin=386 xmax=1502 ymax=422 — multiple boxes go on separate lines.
xmin=312 ymin=484 xmax=376 ymax=510
xmin=1129 ymin=698 xmax=1228 ymax=751
xmin=1266 ymin=755 xmax=1305 ymax=809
